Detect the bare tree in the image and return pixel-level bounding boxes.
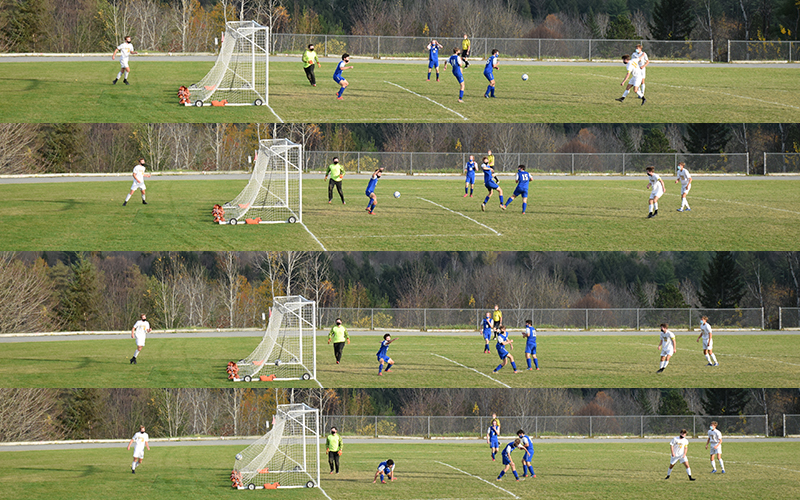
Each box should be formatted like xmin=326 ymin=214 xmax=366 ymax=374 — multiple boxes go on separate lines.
xmin=157 ymin=389 xmax=189 ymax=437
xmin=0 ymin=254 xmax=59 ymax=333
xmin=0 ymin=124 xmax=40 ymax=175
xmin=220 ymin=252 xmax=242 ymax=328
xmin=0 ymin=389 xmax=60 ymax=441
xmin=222 ymin=387 xmax=244 ymax=435
xmin=300 ymin=252 xmax=332 ymax=306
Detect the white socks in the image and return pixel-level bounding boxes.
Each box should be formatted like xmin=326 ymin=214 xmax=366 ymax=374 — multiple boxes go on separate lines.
xmin=654 ymin=202 xmax=659 ymax=211
xmin=659 ymin=360 xmax=669 ymax=369
xmin=141 ymin=194 xmax=146 ymax=201
xmin=686 ymin=467 xmax=691 ymax=476
xmin=711 ymin=354 xmax=717 ymax=364
xmin=125 ymin=194 xmax=132 ymax=202
xmin=134 ymin=350 xmax=140 ymax=358
xmin=622 ymin=89 xmax=629 ymax=97
xmin=132 ymin=461 xmax=138 ymax=469
xmin=666 ymin=468 xmax=672 ymax=476
xmin=705 ymin=354 xmax=712 ymax=363
xmin=718 ymin=459 xmax=724 ymax=470
xmin=117 ymin=72 xmax=123 ymax=79
xmin=681 ymin=198 xmax=690 ymax=209
xmin=650 ymin=205 xmax=654 ymax=214
xmin=641 ymin=83 xmax=646 ymax=93
xmin=637 ymin=89 xmax=644 ymax=98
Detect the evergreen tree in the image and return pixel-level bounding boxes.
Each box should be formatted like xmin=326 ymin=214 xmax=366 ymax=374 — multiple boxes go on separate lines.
xmin=683 ymin=123 xmax=731 ymax=153
xmin=649 ymin=0 xmax=696 ymax=40
xmin=606 ymin=14 xmax=639 ymax=39
xmin=658 ymin=389 xmax=693 ymax=415
xmin=699 ymin=252 xmax=747 ymax=308
xmin=58 ymin=256 xmax=101 ymax=331
xmin=40 ymin=124 xmax=85 ymax=173
xmin=2 ymin=0 xmax=48 ymax=51
xmin=59 ymin=389 xmax=106 ymax=439
xmin=639 ymin=128 xmax=676 ymax=153
xmin=654 ymin=283 xmax=688 ymax=308
xmin=701 ymin=389 xmax=751 ymax=415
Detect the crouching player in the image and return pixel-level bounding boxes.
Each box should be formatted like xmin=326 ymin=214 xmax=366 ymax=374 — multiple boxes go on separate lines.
xmin=493 ymin=326 xmax=519 ymax=373
xmin=377 ymin=333 xmax=396 ymax=376
xmin=517 ymin=429 xmax=536 ymax=478
xmin=496 ymin=438 xmax=526 ymax=481
xmin=373 ymin=459 xmax=395 ymax=483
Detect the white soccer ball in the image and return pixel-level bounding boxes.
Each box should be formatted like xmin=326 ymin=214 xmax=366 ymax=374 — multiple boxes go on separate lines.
xmin=235 ymin=453 xmax=243 ymax=461
xmin=275 ymin=359 xmax=282 ymax=366
xmin=521 ymin=74 xmax=529 ymax=81
xmin=394 ymin=191 xmax=401 ymax=198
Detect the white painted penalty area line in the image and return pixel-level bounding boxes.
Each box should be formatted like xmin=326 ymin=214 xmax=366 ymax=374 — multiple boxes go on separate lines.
xmin=613 ymin=186 xmax=800 ymax=216
xmin=300 ymin=222 xmax=327 ymax=251
xmin=385 ymin=81 xmax=469 ymax=121
xmin=318 ymin=485 xmax=333 ymax=500
xmin=418 ymin=198 xmax=502 ymax=236
xmin=432 ymin=354 xmax=511 ymax=388
xmin=265 ymin=103 xmax=284 ymax=123
xmin=435 ymin=461 xmax=520 ymax=499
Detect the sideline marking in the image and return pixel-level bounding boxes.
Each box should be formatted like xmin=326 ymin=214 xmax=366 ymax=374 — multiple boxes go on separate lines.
xmin=418 ymin=198 xmax=502 ymax=235
xmin=265 ymin=104 xmax=283 ymax=123
xmin=318 ymin=486 xmax=333 ymax=500
xmin=385 ymin=81 xmax=469 ymax=120
xmin=436 ymin=461 xmax=520 ymax=498
xmin=300 ymin=223 xmax=327 ymax=251
xmin=432 ymin=354 xmax=511 ymax=388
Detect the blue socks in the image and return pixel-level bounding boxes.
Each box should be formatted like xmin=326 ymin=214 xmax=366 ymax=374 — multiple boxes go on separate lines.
xmin=337 ymin=87 xmax=345 ymax=97
xmin=499 ymin=195 xmax=504 ymax=204
xmin=427 ymin=71 xmax=431 ymax=80
xmin=378 ymin=364 xmax=383 ymax=374
xmin=485 ymin=85 xmax=491 ymax=97
xmin=506 ymin=198 xmax=514 ymax=207
xmin=459 ymin=90 xmax=464 ymax=99
xmin=534 ymin=358 xmax=538 ymax=369
xmin=528 ymin=465 xmax=535 ymax=476
xmin=465 ymin=187 xmax=468 ymax=194
xmin=511 ymin=361 xmax=517 ymax=371
xmin=483 ymin=196 xmax=490 ymax=204
xmin=491 ymin=85 xmax=495 ymax=97
xmin=522 ymin=202 xmax=527 ymax=213
xmin=495 ymin=364 xmax=503 ymax=372
xmin=470 ymin=188 xmax=473 ymax=195
xmin=497 ymin=471 xmax=505 ymax=479
xmin=512 ymin=470 xmax=519 ymax=480
xmin=492 ymin=451 xmax=496 ymax=459
xmin=527 ymin=358 xmax=532 ymax=369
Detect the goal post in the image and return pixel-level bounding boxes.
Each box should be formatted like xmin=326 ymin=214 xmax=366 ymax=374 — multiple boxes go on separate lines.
xmin=231 ymin=404 xmax=320 ymax=490
xmin=187 ymin=20 xmax=269 ymax=107
xmin=229 ymin=295 xmax=316 ymax=382
xmin=220 ymin=138 xmax=302 ymax=225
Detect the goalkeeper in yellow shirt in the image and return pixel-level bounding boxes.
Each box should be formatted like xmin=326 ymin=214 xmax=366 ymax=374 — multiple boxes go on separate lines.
xmin=461 ymin=34 xmax=471 ymax=68
xmin=302 ymin=44 xmax=321 ymax=86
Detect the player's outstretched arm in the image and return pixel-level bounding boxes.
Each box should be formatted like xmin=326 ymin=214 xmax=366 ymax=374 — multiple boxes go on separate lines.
xmin=112 ymin=48 xmax=118 ymax=60
xmin=126 ymin=439 xmax=133 ymax=450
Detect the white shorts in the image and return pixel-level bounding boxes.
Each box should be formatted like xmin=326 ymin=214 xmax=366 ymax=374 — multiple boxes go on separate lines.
xmin=670 ymin=456 xmax=688 ymax=466
xmin=650 ymin=184 xmax=664 ymax=199
xmin=661 ymin=345 xmax=674 ymax=357
xmin=130 ymin=180 xmax=146 ymax=191
xmin=702 ymin=338 xmax=713 ymax=350
xmin=639 ymin=68 xmax=646 ymax=79
xmin=629 ymin=74 xmax=643 ymax=88
xmin=133 ymin=447 xmax=145 ymax=459
xmin=135 ymin=334 xmax=146 ymax=347
xmin=120 ymin=58 xmax=130 ymax=69
xmin=709 ymin=444 xmax=721 ymax=455
xmin=681 ymin=184 xmax=691 ymax=195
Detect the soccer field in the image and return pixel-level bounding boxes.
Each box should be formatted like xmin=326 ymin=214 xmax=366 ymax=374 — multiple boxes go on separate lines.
xmin=1 ymin=60 xmax=799 ymax=122
xmin=1 ymin=441 xmax=798 ymax=500
xmin=1 ymin=177 xmax=799 ymax=251
xmin=1 ymin=332 xmax=798 ymax=388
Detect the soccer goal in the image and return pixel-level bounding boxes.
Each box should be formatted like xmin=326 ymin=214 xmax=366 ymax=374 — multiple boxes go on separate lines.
xmin=231 ymin=404 xmax=320 ymax=490
xmin=229 ymin=296 xmax=316 ymax=382
xmin=187 ymin=20 xmax=268 ymax=107
xmin=220 ymin=139 xmax=302 ymax=225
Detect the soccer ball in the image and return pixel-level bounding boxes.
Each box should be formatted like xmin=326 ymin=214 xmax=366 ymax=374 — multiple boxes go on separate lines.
xmin=394 ymin=191 xmax=401 ymax=198
xmin=275 ymin=360 xmax=282 ymax=366
xmin=521 ymin=74 xmax=529 ymax=81
xmin=235 ymin=453 xmax=243 ymax=460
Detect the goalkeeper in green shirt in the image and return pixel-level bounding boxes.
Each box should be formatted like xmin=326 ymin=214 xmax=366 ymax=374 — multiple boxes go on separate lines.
xmin=325 ymin=157 xmax=346 ymax=204
xmin=302 ymin=44 xmax=321 ymax=86
xmin=328 ymin=317 xmax=350 ymax=363
xmin=326 ymin=427 xmax=343 ymax=473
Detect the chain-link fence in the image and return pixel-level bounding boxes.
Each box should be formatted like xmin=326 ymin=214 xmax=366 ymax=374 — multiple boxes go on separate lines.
xmin=763 ymin=153 xmax=800 ymax=175
xmin=305 ymin=151 xmax=749 ymax=175
xmin=779 ymin=308 xmax=800 ymax=330
xmin=728 ymin=40 xmax=800 ymax=62
xmin=318 ymin=307 xmax=764 ymax=331
xmin=320 ymin=414 xmax=768 ymax=438
xmin=784 ymin=414 xmax=800 ymax=437
xmin=273 ymin=34 xmax=712 ymax=61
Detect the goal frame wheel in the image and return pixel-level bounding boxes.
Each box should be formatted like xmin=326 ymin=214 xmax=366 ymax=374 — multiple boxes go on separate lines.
xmin=247 ymin=483 xmax=256 ymax=490
xmin=229 ymin=218 xmax=238 ymax=225
xmin=301 ymin=373 xmax=311 ymax=380
xmin=243 ymin=375 xmax=252 ymax=382
xmin=287 ymin=216 xmax=297 ymax=224
xmin=194 ymin=100 xmax=204 ymax=107
xmin=305 ymin=481 xmax=315 ymax=488
xmin=254 ymin=98 xmax=263 ymax=106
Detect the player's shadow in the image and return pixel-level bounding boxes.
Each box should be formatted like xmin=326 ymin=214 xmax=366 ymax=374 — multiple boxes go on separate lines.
xmin=0 ymin=78 xmax=42 ymax=91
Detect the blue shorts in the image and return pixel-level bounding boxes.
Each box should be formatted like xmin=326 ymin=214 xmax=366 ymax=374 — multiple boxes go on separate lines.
xmin=377 ymin=354 xmax=390 ymax=363
xmin=483 ymin=330 xmax=492 ymax=340
xmin=485 ymin=180 xmax=499 ymax=190
xmin=365 ymin=189 xmax=374 ymax=198
xmin=453 ymin=73 xmax=464 ymax=83
xmin=484 ymin=71 xmax=494 ymax=81
xmin=490 ymin=437 xmax=499 ymax=448
xmin=429 ymin=60 xmax=439 ymax=69
xmin=333 ymin=75 xmax=344 ymax=84
xmin=525 ymin=343 xmax=537 ymax=355
xmin=496 ymin=347 xmax=509 ymax=359
xmin=466 ymin=173 xmax=475 ymax=184
xmin=513 ymin=187 xmax=528 ymax=198
xmin=524 ymin=449 xmax=533 ymax=462
xmin=502 ymin=453 xmax=511 ymax=466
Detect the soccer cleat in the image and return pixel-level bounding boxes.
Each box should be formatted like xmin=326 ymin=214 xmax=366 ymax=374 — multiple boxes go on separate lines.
xmin=458 ymin=99 xmax=463 ymax=103
xmin=689 ymin=476 xmax=695 ymax=481
xmin=484 ymin=94 xmax=489 ymax=98
xmin=685 ymin=207 xmax=691 ymax=211
xmin=336 ymin=361 xmax=339 ymax=364
xmin=641 ymin=97 xmax=646 ymax=105
xmin=653 ymin=209 xmax=658 ymax=216
xmin=130 ymin=357 xmax=134 ymax=364
xmin=312 ymin=84 xmax=316 ymax=87
xmin=330 ymin=471 xmax=335 ymax=474
xmin=707 ymin=363 xmax=713 ymax=366
xmin=124 ymin=79 xmax=129 ymax=85
xmin=142 ymin=200 xmax=147 ymax=205
xmin=469 ymin=194 xmax=473 ymax=197
xmin=377 ymin=372 xmax=382 ymax=376
xmin=132 ymin=468 xmax=135 ymax=474
xmin=500 ymin=204 xmax=506 ymax=210
xmin=113 ymin=79 xmax=118 ymax=84
xmin=481 ymin=203 xmax=486 ymax=212
xmin=721 ymin=470 xmax=725 ymax=473
xmin=385 ymin=369 xmax=392 ymax=373
xmin=527 ymin=368 xmax=533 ymax=371
xmin=536 ymin=367 xmax=540 ymax=370
xmin=677 ymin=208 xmax=684 ymax=212
xmin=615 ymin=97 xmax=625 ymax=102
xmin=648 ymin=212 xmax=654 ymax=218
xmin=711 ymin=469 xmax=717 ymax=473
xmin=664 ymin=475 xmax=670 ymax=480
xmin=336 ymin=96 xmax=344 ymax=100
xmin=464 ymin=193 xmax=468 ymax=197
xmin=656 ymin=368 xmax=664 ymax=373
xmin=122 ymin=201 xmax=127 ymax=206
xmin=713 ymin=362 xmax=719 ymax=366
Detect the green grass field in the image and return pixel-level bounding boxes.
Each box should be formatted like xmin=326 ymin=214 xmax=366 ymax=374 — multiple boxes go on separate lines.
xmin=1 ymin=60 xmax=799 ymax=122
xmin=1 ymin=333 xmax=798 ymax=388
xmin=1 ymin=177 xmax=799 ymax=251
xmin=1 ymin=441 xmax=799 ymax=500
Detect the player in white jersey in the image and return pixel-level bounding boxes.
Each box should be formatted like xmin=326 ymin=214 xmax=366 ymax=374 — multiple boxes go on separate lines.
xmin=616 ymin=54 xmax=645 ymax=105
xmin=706 ymin=421 xmax=725 ymax=473
xmin=666 ymin=429 xmax=695 ymax=480
xmin=675 ymin=162 xmax=692 ymax=212
xmin=656 ymin=322 xmax=676 ymax=373
xmin=645 ymin=166 xmax=665 ymax=218
xmin=124 ymin=158 xmax=150 ymax=206
xmin=127 ymin=425 xmax=150 ymax=473
xmin=130 ymin=314 xmax=151 ymax=364
xmin=696 ymin=316 xmax=718 ymax=366
xmin=112 ymin=35 xmax=137 ymax=85
xmin=631 ymin=44 xmax=650 ymax=95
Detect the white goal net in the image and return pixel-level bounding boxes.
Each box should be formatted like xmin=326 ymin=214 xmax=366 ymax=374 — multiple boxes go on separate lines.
xmin=220 ymin=138 xmax=302 ymax=225
xmin=187 ymin=20 xmax=268 ymax=107
xmin=232 ymin=404 xmax=320 ymax=490
xmin=232 ymin=296 xmax=316 ymax=382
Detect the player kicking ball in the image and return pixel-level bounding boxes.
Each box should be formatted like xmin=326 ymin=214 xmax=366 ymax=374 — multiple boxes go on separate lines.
xmin=493 ymin=326 xmax=519 ymax=373
xmin=127 ymin=425 xmax=150 ymax=474
xmin=656 ymin=322 xmax=676 ymax=373
xmin=130 ymin=314 xmax=151 ymax=364
xmin=124 ymin=158 xmax=150 ymax=206
xmin=112 ymin=35 xmax=137 ymax=85
xmin=496 ymin=438 xmax=526 ymax=481
xmin=645 ymin=166 xmax=665 ymax=218
xmin=373 ymin=459 xmax=395 ymax=483
xmin=665 ymin=429 xmax=695 ymax=480
xmin=376 ymin=333 xmax=396 ymax=376
xmin=696 ymin=316 xmax=718 ymax=366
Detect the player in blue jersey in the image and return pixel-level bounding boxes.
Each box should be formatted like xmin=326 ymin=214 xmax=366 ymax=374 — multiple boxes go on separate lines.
xmin=496 ymin=438 xmax=526 ymax=481
xmin=426 ymin=40 xmax=443 ymax=81
xmin=443 ymin=48 xmax=465 ymax=102
xmin=486 ymin=420 xmax=500 ymax=460
xmin=464 ymin=155 xmax=478 ymax=197
xmin=365 ymin=167 xmax=384 ymax=215
xmin=376 ymin=333 xmax=395 ymax=375
xmin=484 ymin=49 xmax=499 ymax=98
xmin=493 ymin=326 xmax=519 ymax=373
xmin=522 ymin=319 xmax=538 ymax=370
xmin=480 ymin=157 xmax=504 ymax=212
xmin=372 ymin=459 xmax=395 ymax=483
xmin=516 ymin=430 xmax=536 ymax=478
xmin=481 ymin=312 xmax=494 ymax=353
xmin=503 ymin=164 xmax=531 ymax=214
xmin=333 ymin=53 xmax=353 ymax=100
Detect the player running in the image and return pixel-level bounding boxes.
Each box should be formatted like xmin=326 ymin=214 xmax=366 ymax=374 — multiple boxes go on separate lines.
xmin=706 ymin=421 xmax=725 ymax=473
xmin=616 ymin=54 xmax=645 ymax=105
xmin=696 ymin=316 xmax=718 ymax=366
xmin=130 ymin=314 xmax=151 ymax=364
xmin=377 ymin=333 xmax=395 ymax=375
xmin=487 ymin=419 xmax=500 ymax=460
xmin=665 ymin=429 xmax=695 ymax=480
xmin=657 ymin=323 xmax=676 ymax=373
xmin=496 ymin=438 xmax=526 ymax=481
xmin=481 ymin=312 xmax=494 ymax=353
xmin=464 ymin=155 xmax=478 ymax=197
xmin=503 ymin=164 xmax=531 ymax=213
xmin=373 ymin=459 xmax=395 ymax=483
xmin=127 ymin=425 xmax=150 ymax=473
xmin=443 ymin=48 xmax=465 ymax=102
xmin=480 ymin=158 xmax=504 ymax=211
xmin=112 ymin=35 xmax=137 ymax=85
xmin=631 ymin=44 xmax=650 ymax=95
xmin=645 ymin=166 xmax=665 ymax=218
xmin=123 ymin=158 xmax=150 ymax=206
xmin=334 ymin=53 xmax=353 ymax=100
xmin=365 ymin=167 xmax=384 ymax=215
xmin=522 ymin=320 xmax=538 ymax=370
xmin=516 ymin=430 xmax=536 ymax=478
xmin=426 ymin=40 xmax=443 ymax=81
xmin=484 ymin=49 xmax=499 ymax=98
xmin=675 ymin=162 xmax=693 ymax=212
xmin=493 ymin=326 xmax=519 ymax=373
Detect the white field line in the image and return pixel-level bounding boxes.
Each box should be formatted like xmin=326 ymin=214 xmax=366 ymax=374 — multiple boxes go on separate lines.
xmin=418 ymin=197 xmax=502 ymax=235
xmin=322 ymin=233 xmax=485 ymax=240
xmin=612 ymin=186 xmax=800 ymax=216
xmin=588 ymin=73 xmax=800 ymax=111
xmin=385 ymin=81 xmax=469 ymax=120
xmin=432 ymin=354 xmax=511 ymax=388
xmin=639 ymin=450 xmax=800 ymax=474
xmin=265 ymin=103 xmax=283 ymax=123
xmin=630 ymin=342 xmax=800 ymax=368
xmin=435 ymin=461 xmax=520 ymax=499
xmin=318 ymin=485 xmax=333 ymax=500
xmin=300 ymin=222 xmax=327 ymax=251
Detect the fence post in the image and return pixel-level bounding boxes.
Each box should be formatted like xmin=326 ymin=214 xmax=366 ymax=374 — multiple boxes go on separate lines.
xmin=357 ymin=152 xmax=360 ymax=174
xmin=375 ymin=416 xmax=378 ymax=438
xmin=535 ymin=416 xmax=538 ymax=438
xmin=779 ymin=308 xmax=782 ymax=331
xmin=622 ymin=152 xmax=625 ymax=175
xmin=585 ymin=309 xmax=589 ymax=330
xmin=371 ymin=308 xmax=374 ymax=330
xmin=689 ymin=309 xmax=692 ymax=331
xmin=589 ymin=416 xmax=592 ymax=437
xmin=377 ymin=36 xmax=380 ymax=59
xmin=636 ymin=308 xmax=640 ymax=330
xmin=746 ymin=152 xmax=750 ymax=175
xmin=641 ymin=415 xmax=644 ymax=437
xmin=761 ymin=307 xmax=765 ymax=330
xmin=588 ymin=39 xmax=592 ymax=61
xmin=410 ymin=153 xmax=413 ymax=176
xmin=571 ymin=154 xmax=575 ymax=175
xmin=423 ymin=308 xmax=427 ymax=331
xmin=693 ymin=415 xmax=696 ymax=437
xmin=727 ymin=40 xmax=730 ymax=63
xmin=428 ymin=416 xmax=431 ymax=439
xmin=784 ymin=414 xmax=786 ymax=437
xmin=538 ymin=39 xmax=541 ymax=60
xmin=765 ymin=414 xmax=769 ymax=437
xmin=710 ymin=39 xmax=713 ymax=62
xmin=763 ymin=152 xmax=767 ymax=175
